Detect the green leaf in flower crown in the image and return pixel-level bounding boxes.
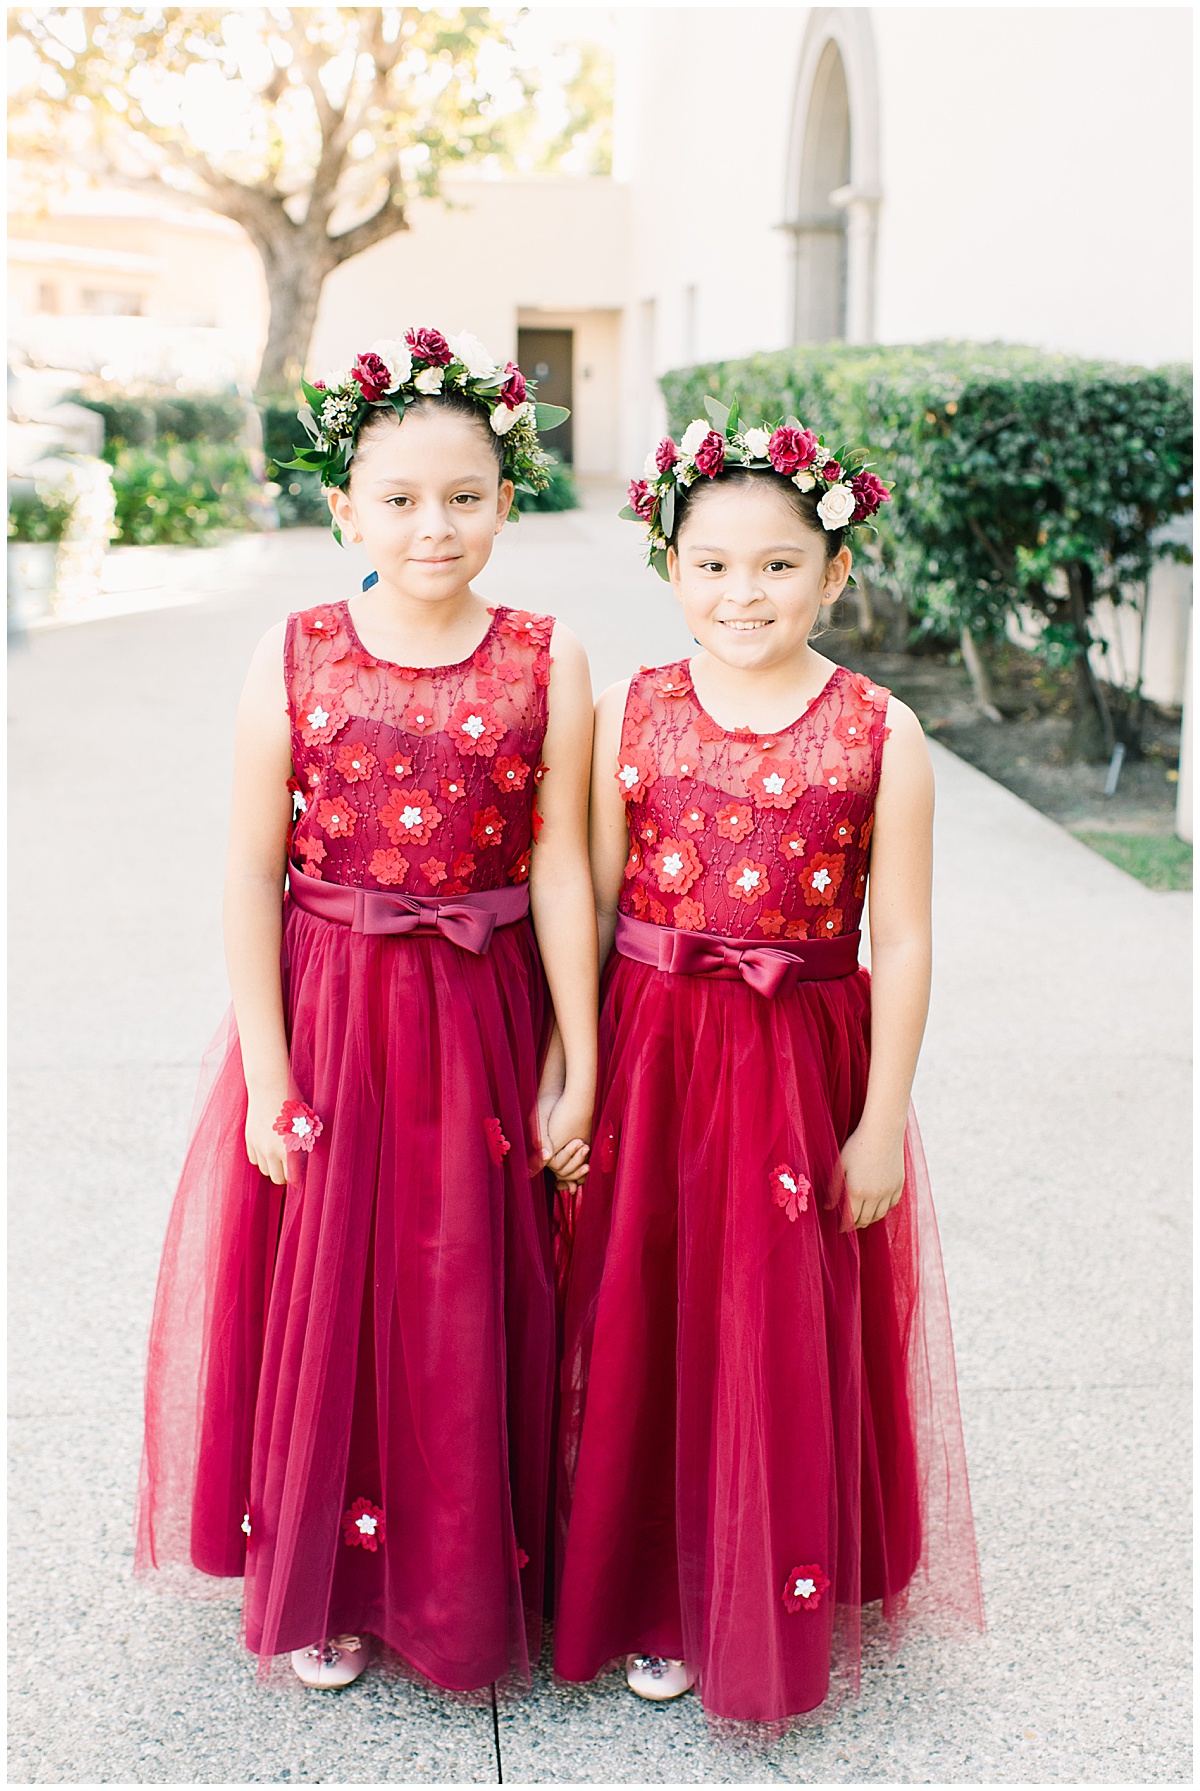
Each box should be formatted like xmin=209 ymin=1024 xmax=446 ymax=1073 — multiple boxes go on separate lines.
xmin=650 ymin=547 xmax=670 ymax=581
xmin=389 ymin=393 xmax=407 ymax=421
xmin=704 ymin=396 xmax=731 ymax=433
xmin=659 ymin=481 xmax=676 ymax=539
xmin=534 ymin=403 xmax=570 ymax=431
xmin=618 ymin=505 xmax=638 ymax=521
xmin=300 ymin=379 xmax=327 ymax=413
xmin=725 ymin=397 xmax=740 ymax=436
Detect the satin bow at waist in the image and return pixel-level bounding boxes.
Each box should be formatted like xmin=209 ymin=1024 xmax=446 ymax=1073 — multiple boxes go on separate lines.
xmin=614 ymin=911 xmax=861 ymax=997
xmin=287 ymin=862 xmax=530 ymax=955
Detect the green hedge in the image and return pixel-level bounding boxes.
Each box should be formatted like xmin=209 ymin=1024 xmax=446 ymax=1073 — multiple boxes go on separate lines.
xmin=662 ymin=344 xmax=1192 ymax=747
xmin=110 ymin=443 xmax=262 ymax=546
xmin=75 ymin=390 xmax=249 ymax=451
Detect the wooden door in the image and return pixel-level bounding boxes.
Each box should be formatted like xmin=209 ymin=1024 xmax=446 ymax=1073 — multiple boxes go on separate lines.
xmin=516 ymin=328 xmax=574 ymax=465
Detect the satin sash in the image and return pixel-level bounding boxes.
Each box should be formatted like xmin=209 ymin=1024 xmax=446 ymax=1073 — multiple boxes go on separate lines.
xmin=287 ymin=862 xmax=530 ymax=956
xmin=615 ymin=910 xmax=860 ymax=997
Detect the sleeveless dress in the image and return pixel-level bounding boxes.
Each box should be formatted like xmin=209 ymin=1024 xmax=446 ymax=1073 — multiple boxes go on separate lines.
xmin=137 ymin=600 xmax=557 ymax=1693
xmin=554 ymin=659 xmax=982 ymax=1732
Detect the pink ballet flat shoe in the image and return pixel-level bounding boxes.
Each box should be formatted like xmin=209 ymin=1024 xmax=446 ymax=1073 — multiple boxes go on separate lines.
xmin=291 ymin=1635 xmax=367 ymax=1688
xmin=625 ymin=1654 xmax=696 ymax=1701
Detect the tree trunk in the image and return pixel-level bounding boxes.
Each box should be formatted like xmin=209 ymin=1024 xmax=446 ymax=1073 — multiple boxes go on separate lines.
xmin=1065 ymin=560 xmax=1116 ymax=761
xmin=255 ymin=238 xmax=337 ymax=397
xmin=959 ymin=628 xmax=1004 ymax=721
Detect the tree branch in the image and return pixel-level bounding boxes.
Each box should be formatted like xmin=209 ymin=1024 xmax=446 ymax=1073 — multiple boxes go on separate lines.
xmin=327 ymin=184 xmax=410 ymax=263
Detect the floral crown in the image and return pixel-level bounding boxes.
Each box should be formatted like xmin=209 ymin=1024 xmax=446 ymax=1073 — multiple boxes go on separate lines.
xmin=285 ymin=326 xmax=569 ymax=531
xmin=621 ymin=396 xmax=891 ymax=578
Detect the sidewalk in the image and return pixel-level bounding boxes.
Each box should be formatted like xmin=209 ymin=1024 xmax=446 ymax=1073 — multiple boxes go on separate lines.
xmin=8 ymin=516 xmax=1191 ymax=1784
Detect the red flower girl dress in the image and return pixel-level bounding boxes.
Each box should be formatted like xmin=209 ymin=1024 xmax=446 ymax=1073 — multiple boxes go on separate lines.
xmin=137 ymin=600 xmax=558 ymax=1691
xmin=555 ymin=659 xmax=982 ymax=1730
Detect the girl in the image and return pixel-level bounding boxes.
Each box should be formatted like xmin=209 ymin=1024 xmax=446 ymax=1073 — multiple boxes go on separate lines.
xmin=137 ymin=328 xmax=597 ymax=1693
xmin=554 ymin=404 xmax=982 ymax=1733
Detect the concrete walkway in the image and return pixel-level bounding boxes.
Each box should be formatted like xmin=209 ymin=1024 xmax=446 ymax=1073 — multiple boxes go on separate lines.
xmin=8 ymin=504 xmax=1191 ymax=1784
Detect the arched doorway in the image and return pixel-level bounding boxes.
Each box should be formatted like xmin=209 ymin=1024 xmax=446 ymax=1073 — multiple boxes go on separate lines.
xmin=793 ymin=41 xmax=851 ymax=342
xmin=785 ymin=9 xmax=880 ymax=346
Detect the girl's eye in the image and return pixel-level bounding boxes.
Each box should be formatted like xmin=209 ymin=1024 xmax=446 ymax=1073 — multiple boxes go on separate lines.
xmin=766 ymin=560 xmax=794 ymax=572
xmin=451 ymin=493 xmax=480 ymax=505
xmin=700 ymin=560 xmax=724 ymax=573
xmin=386 ymin=495 xmax=412 ymax=508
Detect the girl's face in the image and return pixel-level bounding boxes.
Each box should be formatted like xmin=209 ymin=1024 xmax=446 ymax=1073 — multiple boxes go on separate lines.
xmin=667 ymin=480 xmax=852 ymax=671
xmin=328 ymin=406 xmax=514 ymax=601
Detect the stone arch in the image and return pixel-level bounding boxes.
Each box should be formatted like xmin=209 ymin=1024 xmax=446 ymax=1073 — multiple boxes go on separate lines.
xmin=785 ymin=8 xmax=881 ymax=344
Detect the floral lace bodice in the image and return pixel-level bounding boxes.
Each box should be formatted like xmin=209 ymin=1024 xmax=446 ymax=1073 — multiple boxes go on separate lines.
xmin=286 ymin=601 xmax=553 ymax=894
xmin=616 ymin=660 xmax=891 ymax=941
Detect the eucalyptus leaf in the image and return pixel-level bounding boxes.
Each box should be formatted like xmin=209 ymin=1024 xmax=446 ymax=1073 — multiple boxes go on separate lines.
xmin=703 ymin=396 xmax=731 ymax=433
xmin=659 ymin=482 xmax=676 ymax=539
xmin=534 ymin=403 xmax=570 ymax=431
xmin=650 ymin=547 xmax=671 ymax=581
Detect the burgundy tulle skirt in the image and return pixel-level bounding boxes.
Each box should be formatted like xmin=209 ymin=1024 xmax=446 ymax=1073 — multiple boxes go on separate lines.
xmin=554 ymin=957 xmax=982 ymax=1732
xmin=136 ymin=901 xmax=554 ymax=1691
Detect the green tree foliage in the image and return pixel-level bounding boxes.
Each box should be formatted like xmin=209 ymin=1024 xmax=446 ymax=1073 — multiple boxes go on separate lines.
xmin=9 ymin=7 xmax=516 ymax=393
xmin=662 ymin=344 xmax=1192 ymax=756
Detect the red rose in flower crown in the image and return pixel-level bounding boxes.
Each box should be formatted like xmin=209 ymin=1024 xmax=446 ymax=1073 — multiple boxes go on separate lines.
xmin=405 ymin=325 xmax=452 ymax=366
xmin=655 ymin=436 xmax=678 ymax=473
xmin=627 ymin=479 xmax=656 ymax=522
xmin=851 ymin=470 xmax=891 ymax=520
xmin=821 ymin=458 xmax=843 ymax=482
xmin=694 ymin=430 xmax=726 ymax=478
xmin=768 ymin=425 xmax=818 ymax=475
xmin=350 ymin=352 xmax=394 ymax=402
xmin=498 ymin=364 xmax=527 ymax=409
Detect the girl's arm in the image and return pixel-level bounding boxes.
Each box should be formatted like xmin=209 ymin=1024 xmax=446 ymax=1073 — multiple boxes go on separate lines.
xmin=223 ymin=622 xmax=294 ymax=1186
xmin=529 ymin=622 xmax=599 ymax=1181
xmin=841 ymin=697 xmax=935 ymax=1228
xmin=589 ymin=679 xmax=633 ymax=968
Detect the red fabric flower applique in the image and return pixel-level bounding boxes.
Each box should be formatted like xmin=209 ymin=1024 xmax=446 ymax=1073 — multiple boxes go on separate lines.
xmin=694 ymin=709 xmax=728 ymax=744
xmin=420 ymin=857 xmax=447 ymax=887
xmin=380 ymin=788 xmax=441 ymax=846
xmin=296 ymin=834 xmax=327 ymax=873
xmin=638 ymin=820 xmax=660 ymax=847
xmin=471 ymin=806 xmax=505 ymax=849
xmin=497 ymin=609 xmax=553 ymax=648
xmin=786 ymin=918 xmax=810 ymax=940
xmin=781 ymin=829 xmax=808 ymax=860
xmin=369 ymin=848 xmax=408 ymax=886
xmin=651 ymin=837 xmax=702 ymax=895
xmin=627 ymin=883 xmax=649 ymax=918
xmin=297 ymin=694 xmax=345 ymax=747
xmin=533 ymin=649 xmax=552 ymax=688
xmin=533 ymin=762 xmax=549 ymax=785
xmin=750 ymin=756 xmax=801 ymax=809
xmin=680 ymin=803 xmax=707 ymax=834
xmin=623 ymin=840 xmax=644 ymax=880
xmin=484 ymin=1117 xmax=511 ymax=1164
xmin=759 ymin=909 xmax=786 ymax=937
xmin=386 ymin=751 xmax=413 ymax=781
xmin=474 ymin=674 xmax=504 ymax=702
xmin=273 ymin=1099 xmax=323 ymax=1153
xmin=849 ymin=671 xmax=881 ymax=705
xmin=655 ymin=666 xmax=692 ymax=699
xmin=335 ymin=739 xmax=376 ymax=783
xmin=624 ymin=687 xmax=651 ymax=726
xmin=302 ymin=606 xmax=341 ymax=639
xmin=439 ymin=772 xmax=467 ymax=804
xmin=715 ymin=802 xmax=755 ymax=844
xmin=615 ymin=757 xmax=652 ymax=801
xmin=816 ymin=909 xmax=844 ymax=937
xmin=728 ymin=859 xmax=769 ymax=902
xmin=342 ymin=1498 xmax=385 ymax=1551
xmin=782 ymin=1564 xmax=830 ymax=1612
xmin=452 ymin=852 xmax=477 ymax=882
xmin=854 ymin=866 xmax=867 ymax=899
xmin=491 ymin=755 xmax=530 ymax=793
xmin=770 ymin=1163 xmax=811 ymax=1222
xmin=304 ymin=763 xmax=322 ymax=789
xmin=647 ymin=897 xmax=669 ymax=925
xmin=491 ymin=657 xmax=523 ymax=685
xmin=317 ymin=797 xmax=357 ymax=839
xmin=509 ymin=847 xmax=531 ymax=884
xmin=673 ymin=896 xmax=706 ymax=931
xmin=832 ymin=819 xmax=855 ymax=848
xmin=859 ymin=815 xmax=875 ymax=850
xmin=402 ymin=699 xmax=437 ymax=735
xmin=833 ymin=711 xmax=868 ymax=750
xmin=676 ymin=757 xmax=696 ymax=779
xmin=516 ymin=1548 xmax=530 ymax=1569
xmin=531 ymin=807 xmax=544 ymax=841
xmin=802 ymin=852 xmax=844 ymax=906
xmin=448 ymin=698 xmax=502 ymax=758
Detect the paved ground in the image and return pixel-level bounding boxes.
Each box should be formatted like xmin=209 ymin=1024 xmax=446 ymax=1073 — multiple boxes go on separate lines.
xmin=8 ymin=496 xmax=1192 ymax=1785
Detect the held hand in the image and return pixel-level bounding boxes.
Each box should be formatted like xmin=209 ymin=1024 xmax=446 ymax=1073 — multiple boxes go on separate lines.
xmin=245 ymin=1087 xmax=292 ymax=1186
xmin=541 ymin=1085 xmax=594 ymax=1189
xmin=839 ymin=1126 xmax=905 ymax=1230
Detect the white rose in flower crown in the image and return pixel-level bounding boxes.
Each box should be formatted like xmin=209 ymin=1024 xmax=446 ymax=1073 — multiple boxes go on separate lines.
xmin=792 ymin=470 xmax=817 ymax=492
xmin=816 ymin=482 xmax=857 ymax=529
xmin=446 ymin=331 xmax=498 ymax=379
xmin=742 ymin=426 xmax=772 ymax=458
xmin=369 ymin=338 xmax=412 ymax=390
xmin=490 ymin=399 xmax=530 ymax=436
xmin=643 ymin=447 xmax=661 ymax=478
xmin=413 ymin=366 xmax=444 ymax=395
xmin=680 ymin=418 xmax=711 ymax=456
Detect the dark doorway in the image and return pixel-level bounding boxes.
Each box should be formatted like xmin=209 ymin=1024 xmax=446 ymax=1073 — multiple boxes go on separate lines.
xmin=517 ymin=327 xmax=574 ymax=465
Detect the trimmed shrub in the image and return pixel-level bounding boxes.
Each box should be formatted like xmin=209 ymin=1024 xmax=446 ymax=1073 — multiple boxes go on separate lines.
xmin=7 ymin=485 xmax=72 ymax=543
xmin=661 ymin=344 xmax=1192 ymax=755
xmin=75 ymin=390 xmax=249 ymax=452
xmin=518 ymin=456 xmax=579 ymax=513
xmin=110 ymin=443 xmax=261 ymax=545
xmin=258 ymin=397 xmax=329 ymax=527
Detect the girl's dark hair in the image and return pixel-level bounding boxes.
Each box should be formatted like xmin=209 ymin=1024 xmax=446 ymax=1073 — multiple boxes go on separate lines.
xmin=350 ymin=389 xmax=506 ymax=480
xmin=673 ymin=467 xmax=846 ymax=560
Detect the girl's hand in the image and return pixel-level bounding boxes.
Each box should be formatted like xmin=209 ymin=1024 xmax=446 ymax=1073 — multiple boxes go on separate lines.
xmin=839 ymin=1126 xmax=905 ymax=1230
xmin=245 ymin=1086 xmax=292 ymax=1186
xmin=540 ymin=1085 xmax=593 ymax=1188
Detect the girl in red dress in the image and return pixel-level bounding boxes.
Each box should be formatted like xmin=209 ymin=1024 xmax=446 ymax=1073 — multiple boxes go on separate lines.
xmin=554 ymin=406 xmax=982 ymax=1733
xmin=137 ymin=329 xmax=597 ymax=1693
